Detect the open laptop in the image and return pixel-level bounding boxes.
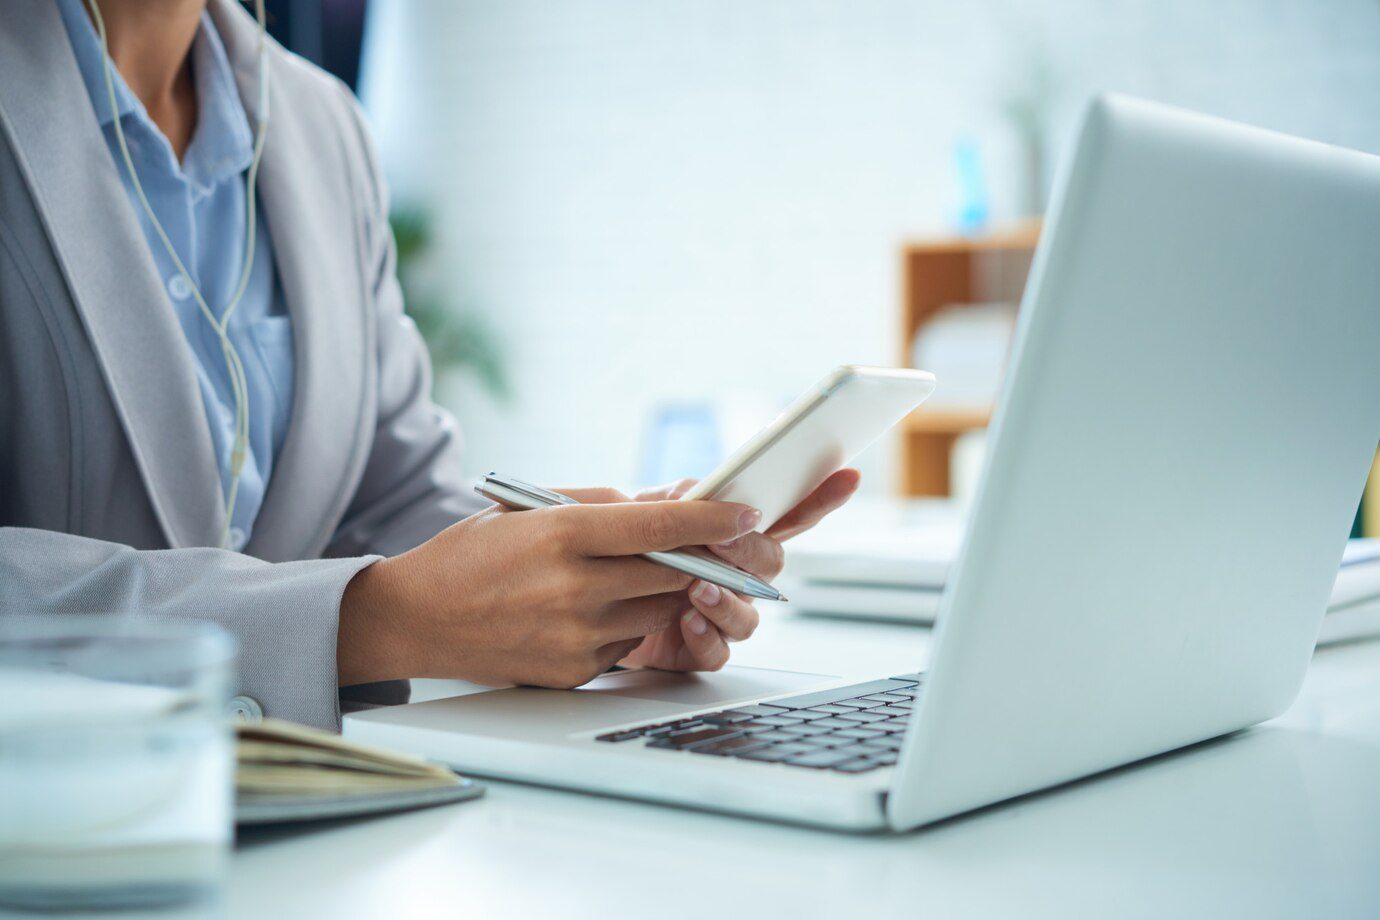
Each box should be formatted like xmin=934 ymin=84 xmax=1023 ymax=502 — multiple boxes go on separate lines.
xmin=346 ymin=94 xmax=1380 ymax=832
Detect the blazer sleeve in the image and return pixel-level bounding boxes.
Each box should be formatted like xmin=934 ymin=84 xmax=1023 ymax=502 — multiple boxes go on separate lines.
xmin=0 ymin=526 xmax=377 ymax=729
xmin=323 ymin=84 xmax=488 ymax=563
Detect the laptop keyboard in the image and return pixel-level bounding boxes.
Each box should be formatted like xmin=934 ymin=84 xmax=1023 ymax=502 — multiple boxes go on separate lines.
xmin=594 ymin=674 xmax=923 ymax=774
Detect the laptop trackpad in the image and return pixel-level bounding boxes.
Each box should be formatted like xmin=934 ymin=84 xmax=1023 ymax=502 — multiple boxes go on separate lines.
xmin=584 ymin=666 xmax=834 ymax=706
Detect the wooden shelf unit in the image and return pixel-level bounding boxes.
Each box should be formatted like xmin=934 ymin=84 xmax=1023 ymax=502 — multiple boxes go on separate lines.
xmin=897 ymin=221 xmax=1040 ymax=496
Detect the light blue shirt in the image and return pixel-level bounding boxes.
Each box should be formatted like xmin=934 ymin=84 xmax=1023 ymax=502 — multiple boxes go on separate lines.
xmin=57 ymin=0 xmax=294 ymax=552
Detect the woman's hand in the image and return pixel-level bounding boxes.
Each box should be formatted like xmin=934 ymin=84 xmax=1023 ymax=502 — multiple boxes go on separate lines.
xmin=337 ymin=491 xmax=763 ymax=689
xmin=619 ymin=469 xmax=861 ymax=672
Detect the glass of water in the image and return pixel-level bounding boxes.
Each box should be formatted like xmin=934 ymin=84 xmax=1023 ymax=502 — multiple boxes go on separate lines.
xmin=0 ymin=616 xmax=237 ymax=911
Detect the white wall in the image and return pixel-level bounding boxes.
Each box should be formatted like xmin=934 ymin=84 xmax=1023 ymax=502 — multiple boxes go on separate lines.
xmin=360 ymin=0 xmax=1380 ymax=490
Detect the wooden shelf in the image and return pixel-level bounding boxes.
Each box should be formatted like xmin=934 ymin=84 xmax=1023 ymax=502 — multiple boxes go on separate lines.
xmin=899 ymin=220 xmax=1042 ymax=255
xmin=897 ymin=222 xmax=1040 ymax=497
xmin=902 ymin=408 xmax=992 ymax=434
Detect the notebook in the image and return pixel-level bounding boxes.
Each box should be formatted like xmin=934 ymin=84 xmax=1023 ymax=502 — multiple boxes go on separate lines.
xmin=236 ymin=718 xmax=484 ymax=825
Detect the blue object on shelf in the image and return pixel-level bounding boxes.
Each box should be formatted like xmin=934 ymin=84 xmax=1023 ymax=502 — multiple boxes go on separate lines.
xmin=639 ymin=402 xmax=723 ymax=487
xmin=953 ymin=137 xmax=990 ymax=235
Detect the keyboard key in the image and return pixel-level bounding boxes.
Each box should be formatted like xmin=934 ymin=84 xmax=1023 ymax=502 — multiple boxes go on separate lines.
xmin=867 ymin=751 xmax=900 ymax=766
xmin=760 ymin=679 xmax=918 ymax=712
xmin=805 ymin=717 xmax=860 ymax=730
xmin=871 ymin=692 xmax=912 ymax=702
xmin=663 ymin=720 xmax=707 ymax=734
xmin=833 ymin=758 xmax=882 ymax=774
xmin=751 ymin=715 xmax=805 ymax=727
xmin=798 ymin=735 xmax=847 ymax=748
xmin=734 ymin=721 xmax=778 ymax=733
xmin=698 ymin=711 xmax=755 ymax=725
xmin=833 ymin=727 xmax=885 ymax=740
xmin=664 ymin=727 xmax=743 ymax=748
xmin=725 ymin=704 xmax=790 ymax=718
xmin=849 ymin=741 xmax=892 ymax=754
xmin=595 ymin=730 xmax=644 ymax=742
xmin=748 ymin=729 xmax=799 ymax=742
xmin=690 ymin=736 xmax=769 ymax=757
xmin=643 ymin=723 xmax=678 ymax=737
xmin=737 ymin=747 xmax=796 ymax=763
xmin=789 ymin=709 xmax=831 ymax=721
xmin=835 ymin=711 xmax=890 ymax=724
xmin=784 ymin=749 xmax=858 ymax=769
xmin=770 ymin=742 xmax=822 ymax=756
xmin=843 ymin=698 xmax=888 ymax=710
xmin=875 ymin=706 xmax=913 ymax=718
xmin=822 ymin=739 xmax=877 ymax=755
xmin=776 ymin=723 xmax=835 ymax=737
xmin=804 ymin=704 xmax=861 ymax=715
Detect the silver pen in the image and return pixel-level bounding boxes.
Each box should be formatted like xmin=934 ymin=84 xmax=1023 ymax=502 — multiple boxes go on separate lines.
xmin=474 ymin=473 xmax=787 ymax=602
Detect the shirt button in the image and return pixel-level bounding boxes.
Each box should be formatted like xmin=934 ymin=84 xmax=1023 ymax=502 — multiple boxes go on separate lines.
xmin=229 ymin=527 xmax=247 ymax=551
xmin=226 ymin=695 xmax=264 ymax=723
xmin=167 ymin=274 xmax=194 ymax=301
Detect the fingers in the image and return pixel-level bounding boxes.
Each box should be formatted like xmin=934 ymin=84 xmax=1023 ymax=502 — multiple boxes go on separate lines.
xmin=594 ymin=637 xmax=645 ymax=672
xmin=707 ymin=531 xmax=785 ymax=581
xmin=553 ymin=487 xmax=629 ymax=505
xmin=634 ymin=478 xmax=697 ymax=502
xmin=686 ymin=580 xmax=759 ymax=642
xmin=557 ymin=499 xmax=761 ymax=556
xmin=765 ymin=468 xmax=861 ymax=541
xmin=677 ymin=605 xmax=731 ymax=671
xmin=598 ymin=592 xmax=691 ymax=641
xmin=586 ymin=555 xmax=695 ymax=600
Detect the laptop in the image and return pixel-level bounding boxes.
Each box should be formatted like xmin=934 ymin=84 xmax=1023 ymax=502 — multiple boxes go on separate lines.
xmin=346 ymin=94 xmax=1380 ymax=832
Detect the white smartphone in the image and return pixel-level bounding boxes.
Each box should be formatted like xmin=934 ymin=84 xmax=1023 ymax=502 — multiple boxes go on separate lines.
xmin=680 ymin=365 xmax=936 ymax=530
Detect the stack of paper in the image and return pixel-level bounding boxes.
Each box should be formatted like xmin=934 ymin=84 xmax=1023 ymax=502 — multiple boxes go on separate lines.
xmin=782 ymin=499 xmax=1380 ymax=646
xmin=779 ymin=498 xmax=960 ymax=623
xmin=1321 ymin=540 xmax=1380 ymax=645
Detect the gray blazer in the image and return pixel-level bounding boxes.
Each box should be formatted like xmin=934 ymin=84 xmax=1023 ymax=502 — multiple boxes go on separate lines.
xmin=0 ymin=0 xmax=484 ymax=728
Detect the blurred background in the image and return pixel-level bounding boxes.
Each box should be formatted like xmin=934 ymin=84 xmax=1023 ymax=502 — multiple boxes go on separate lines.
xmin=267 ymin=0 xmax=1380 ymax=533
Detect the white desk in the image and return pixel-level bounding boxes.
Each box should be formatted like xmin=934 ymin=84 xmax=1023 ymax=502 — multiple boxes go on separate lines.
xmin=231 ymin=611 xmax=1380 ymax=919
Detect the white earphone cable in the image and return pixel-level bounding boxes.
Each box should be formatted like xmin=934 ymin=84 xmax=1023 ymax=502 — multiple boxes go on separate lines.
xmin=85 ymin=0 xmax=270 ymax=550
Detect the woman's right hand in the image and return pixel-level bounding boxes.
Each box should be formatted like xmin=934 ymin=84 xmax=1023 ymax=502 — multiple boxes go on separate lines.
xmin=336 ymin=490 xmax=762 ymax=689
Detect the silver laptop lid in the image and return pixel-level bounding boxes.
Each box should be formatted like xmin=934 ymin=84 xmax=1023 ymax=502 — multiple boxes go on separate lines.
xmin=890 ymin=94 xmax=1380 ymax=830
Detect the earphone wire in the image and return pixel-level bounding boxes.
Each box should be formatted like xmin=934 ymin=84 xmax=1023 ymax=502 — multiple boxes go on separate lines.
xmin=85 ymin=0 xmax=270 ymax=550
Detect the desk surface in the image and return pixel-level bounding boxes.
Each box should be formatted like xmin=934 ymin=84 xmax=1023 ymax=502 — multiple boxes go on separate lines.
xmin=232 ymin=611 xmax=1380 ymax=919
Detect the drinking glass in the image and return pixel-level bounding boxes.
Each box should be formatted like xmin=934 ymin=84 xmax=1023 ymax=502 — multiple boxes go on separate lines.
xmin=0 ymin=615 xmax=237 ymax=911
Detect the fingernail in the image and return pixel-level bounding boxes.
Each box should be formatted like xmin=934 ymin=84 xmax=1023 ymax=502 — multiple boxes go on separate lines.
xmin=683 ymin=610 xmax=709 ymax=635
xmin=737 ymin=508 xmax=762 ymax=535
xmin=691 ymin=581 xmax=722 ymax=606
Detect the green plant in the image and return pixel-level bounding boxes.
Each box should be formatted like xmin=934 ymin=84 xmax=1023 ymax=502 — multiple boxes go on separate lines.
xmin=389 ymin=207 xmax=510 ymax=400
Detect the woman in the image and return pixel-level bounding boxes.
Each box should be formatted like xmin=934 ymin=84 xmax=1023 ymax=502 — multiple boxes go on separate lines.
xmin=0 ymin=0 xmax=858 ymax=728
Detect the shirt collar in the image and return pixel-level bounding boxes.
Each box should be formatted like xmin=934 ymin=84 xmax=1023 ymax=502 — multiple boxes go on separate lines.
xmin=55 ymin=0 xmax=138 ymax=127
xmin=55 ymin=0 xmax=255 ymax=192
xmin=181 ymin=15 xmax=256 ymax=190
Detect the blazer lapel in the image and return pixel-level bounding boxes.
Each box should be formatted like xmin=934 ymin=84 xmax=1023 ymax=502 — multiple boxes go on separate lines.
xmin=211 ymin=0 xmax=372 ymax=562
xmin=0 ymin=0 xmax=226 ymax=548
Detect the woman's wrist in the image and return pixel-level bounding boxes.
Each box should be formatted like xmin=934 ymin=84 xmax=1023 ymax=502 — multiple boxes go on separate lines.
xmin=338 ymin=557 xmax=412 ymax=686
